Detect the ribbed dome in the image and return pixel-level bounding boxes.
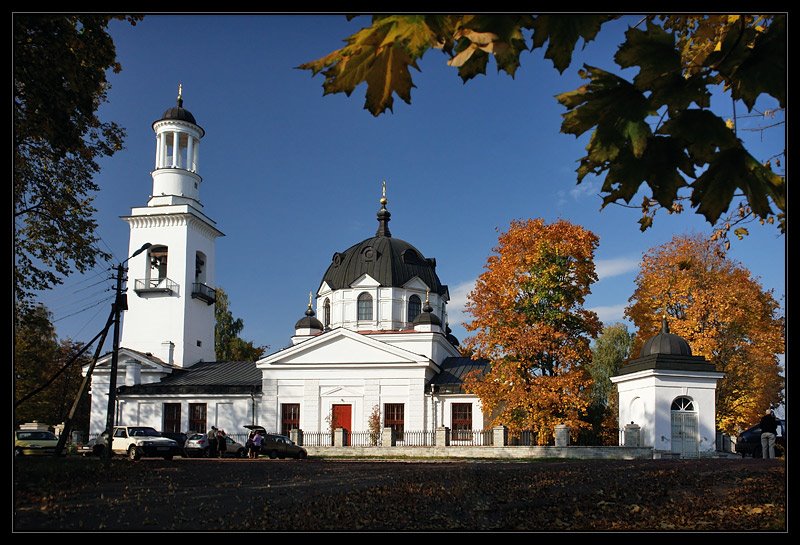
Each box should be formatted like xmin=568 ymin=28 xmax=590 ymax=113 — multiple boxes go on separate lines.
xmin=320 ymin=200 xmax=446 ymax=295
xmin=639 ymin=317 xmax=692 ymax=357
xmin=160 ymin=105 xmax=198 ymax=125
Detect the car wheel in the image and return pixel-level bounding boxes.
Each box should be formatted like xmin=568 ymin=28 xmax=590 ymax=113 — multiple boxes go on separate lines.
xmin=268 ymin=450 xmax=278 ymax=459
xmin=128 ymin=446 xmax=141 ymax=461
xmin=14 ymin=447 xmax=23 ymax=457
xmin=237 ymin=448 xmax=246 ymax=458
xmin=298 ymin=451 xmax=307 ymax=460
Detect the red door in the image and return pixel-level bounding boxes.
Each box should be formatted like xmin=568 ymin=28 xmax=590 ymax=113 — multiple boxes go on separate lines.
xmin=331 ymin=404 xmax=352 ymax=446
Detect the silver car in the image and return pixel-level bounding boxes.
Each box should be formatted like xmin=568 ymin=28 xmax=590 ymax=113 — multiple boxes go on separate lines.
xmin=184 ymin=433 xmax=247 ymax=458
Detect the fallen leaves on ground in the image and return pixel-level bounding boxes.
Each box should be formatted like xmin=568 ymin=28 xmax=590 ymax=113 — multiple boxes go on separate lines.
xmin=13 ymin=457 xmax=785 ymax=532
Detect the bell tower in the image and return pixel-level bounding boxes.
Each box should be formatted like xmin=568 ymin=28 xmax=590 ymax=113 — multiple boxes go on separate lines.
xmin=119 ymin=86 xmax=223 ymax=367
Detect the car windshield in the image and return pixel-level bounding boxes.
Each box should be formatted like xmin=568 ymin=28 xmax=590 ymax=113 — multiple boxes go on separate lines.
xmin=188 ymin=434 xmax=204 ymax=440
xmin=16 ymin=431 xmax=57 ymax=440
xmin=128 ymin=427 xmax=161 ymax=437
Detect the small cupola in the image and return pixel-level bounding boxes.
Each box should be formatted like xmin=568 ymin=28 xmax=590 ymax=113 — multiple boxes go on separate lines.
xmin=292 ymin=292 xmax=324 ymax=344
xmin=413 ymin=291 xmax=442 ymax=332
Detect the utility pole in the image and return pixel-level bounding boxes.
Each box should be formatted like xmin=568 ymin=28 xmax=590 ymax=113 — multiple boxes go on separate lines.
xmin=102 ymin=242 xmax=151 ymax=460
xmin=102 ymin=263 xmax=126 ymax=459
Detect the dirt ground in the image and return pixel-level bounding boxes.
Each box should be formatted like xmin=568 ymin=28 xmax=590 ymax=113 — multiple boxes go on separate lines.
xmin=13 ymin=455 xmax=786 ymax=532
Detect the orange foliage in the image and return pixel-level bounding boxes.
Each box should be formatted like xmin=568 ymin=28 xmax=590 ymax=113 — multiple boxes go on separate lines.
xmin=625 ymin=234 xmax=784 ymax=434
xmin=463 ymin=219 xmax=602 ymax=444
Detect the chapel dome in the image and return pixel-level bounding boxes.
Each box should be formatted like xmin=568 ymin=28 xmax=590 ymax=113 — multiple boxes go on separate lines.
xmin=639 ymin=316 xmax=693 ymax=357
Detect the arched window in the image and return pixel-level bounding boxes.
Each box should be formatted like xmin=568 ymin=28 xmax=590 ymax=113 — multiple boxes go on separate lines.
xmin=357 ymin=292 xmax=373 ymax=320
xmin=671 ymin=396 xmax=695 ymax=411
xmin=408 ymin=295 xmax=422 ymax=323
xmin=323 ymin=298 xmax=331 ymax=327
xmin=148 ymin=245 xmax=168 ymax=280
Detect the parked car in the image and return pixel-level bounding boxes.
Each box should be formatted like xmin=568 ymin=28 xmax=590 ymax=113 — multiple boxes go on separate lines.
xmin=104 ymin=426 xmax=183 ymax=460
xmin=243 ymin=425 xmax=308 ymax=459
xmin=735 ymin=419 xmax=786 ymax=458
xmin=77 ymin=434 xmax=108 ymax=457
xmin=184 ymin=433 xmax=247 ymax=458
xmin=15 ymin=430 xmax=59 ymax=457
xmin=160 ymin=431 xmax=188 ymax=448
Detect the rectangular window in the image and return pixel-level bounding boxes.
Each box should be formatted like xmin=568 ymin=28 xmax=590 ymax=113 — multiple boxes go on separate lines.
xmin=188 ymin=403 xmax=207 ymax=434
xmin=281 ymin=403 xmax=300 ymax=437
xmin=452 ymin=403 xmax=473 ymax=441
xmin=163 ymin=403 xmax=181 ymax=433
xmin=384 ymin=403 xmax=405 ymax=440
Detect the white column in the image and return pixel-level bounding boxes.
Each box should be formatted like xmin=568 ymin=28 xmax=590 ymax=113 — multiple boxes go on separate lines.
xmin=186 ymin=136 xmax=195 ymax=172
xmin=160 ymin=132 xmax=168 ymax=169
xmin=193 ymin=139 xmax=200 ymax=172
xmin=155 ymin=133 xmax=161 ymax=169
xmin=172 ymin=131 xmax=179 ymax=168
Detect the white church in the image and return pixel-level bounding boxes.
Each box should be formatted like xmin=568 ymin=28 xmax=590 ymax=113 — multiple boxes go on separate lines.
xmin=85 ymin=92 xmax=487 ymax=442
xmin=85 ymin=93 xmax=724 ymax=457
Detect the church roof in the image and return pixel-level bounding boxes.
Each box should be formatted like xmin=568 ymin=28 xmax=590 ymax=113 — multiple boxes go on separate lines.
xmin=320 ymin=198 xmax=447 ymax=295
xmin=429 ymin=357 xmax=489 ymax=394
xmin=117 ymin=360 xmax=260 ymax=395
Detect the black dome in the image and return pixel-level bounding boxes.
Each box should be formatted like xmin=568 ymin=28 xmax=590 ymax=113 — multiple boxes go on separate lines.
xmin=413 ymin=309 xmax=441 ymax=327
xmin=295 ymin=306 xmax=323 ymax=331
xmin=152 ymin=96 xmax=205 ymax=136
xmin=639 ymin=317 xmax=692 ymax=357
xmin=160 ymin=106 xmax=198 ymax=125
xmin=320 ymin=201 xmax=446 ymax=295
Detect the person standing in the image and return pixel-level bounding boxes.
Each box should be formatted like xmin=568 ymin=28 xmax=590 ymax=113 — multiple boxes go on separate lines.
xmin=251 ymin=430 xmax=263 ymax=459
xmin=760 ymin=409 xmax=780 ymax=459
xmin=217 ymin=428 xmax=227 ymax=458
xmin=208 ymin=426 xmax=218 ymax=458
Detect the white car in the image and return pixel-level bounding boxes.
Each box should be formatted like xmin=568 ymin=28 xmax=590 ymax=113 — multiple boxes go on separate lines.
xmin=108 ymin=426 xmax=182 ymax=460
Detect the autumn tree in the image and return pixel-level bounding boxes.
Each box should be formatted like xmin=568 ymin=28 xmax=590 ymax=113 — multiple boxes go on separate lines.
xmin=626 ymin=233 xmax=784 ymax=434
xmin=584 ymin=323 xmax=634 ymax=445
xmin=14 ymin=14 xmax=141 ymax=312
xmin=299 ymin=15 xmax=785 ymax=243
xmin=14 ymin=305 xmax=91 ymax=430
xmin=463 ymin=219 xmax=602 ymax=444
xmin=214 ymin=288 xmax=268 ymax=361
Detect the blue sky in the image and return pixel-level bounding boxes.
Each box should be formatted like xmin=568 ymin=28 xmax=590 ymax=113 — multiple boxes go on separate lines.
xmin=36 ymin=14 xmax=786 ymax=356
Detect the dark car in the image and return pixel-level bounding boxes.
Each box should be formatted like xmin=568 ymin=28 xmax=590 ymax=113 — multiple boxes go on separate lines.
xmin=243 ymin=425 xmax=307 ymax=459
xmin=735 ymin=419 xmax=786 ymax=458
xmin=161 ymin=431 xmax=188 ymax=449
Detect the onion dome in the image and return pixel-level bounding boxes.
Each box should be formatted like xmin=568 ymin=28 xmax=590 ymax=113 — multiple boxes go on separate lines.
xmin=294 ymin=293 xmax=323 ymax=331
xmin=639 ymin=316 xmax=692 ymax=357
xmin=413 ymin=292 xmax=442 ymax=327
xmin=320 ymin=184 xmax=447 ymax=295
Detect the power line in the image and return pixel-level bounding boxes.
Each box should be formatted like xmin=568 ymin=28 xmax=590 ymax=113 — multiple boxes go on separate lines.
xmin=52 ymin=294 xmax=115 ymax=323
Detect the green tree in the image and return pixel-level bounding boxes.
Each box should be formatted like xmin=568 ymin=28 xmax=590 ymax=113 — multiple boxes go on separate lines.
xmin=214 ymin=288 xmax=268 ymax=361
xmin=299 ymin=14 xmax=785 ymax=241
xmin=14 ymin=305 xmax=91 ymax=430
xmin=14 ymin=14 xmax=141 ymax=311
xmin=584 ymin=323 xmax=634 ymax=444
